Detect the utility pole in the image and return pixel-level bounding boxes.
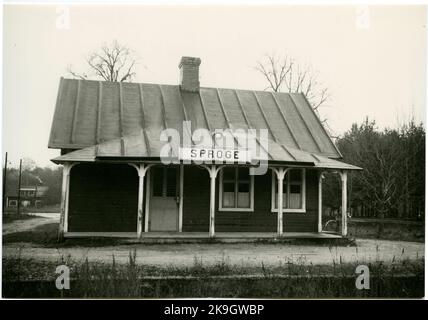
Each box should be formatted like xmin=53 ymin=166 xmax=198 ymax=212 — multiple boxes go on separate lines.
xmin=17 ymin=159 xmax=22 ymax=215
xmin=2 ymin=152 xmax=7 ymax=213
xmin=34 ymin=185 xmax=38 ymax=208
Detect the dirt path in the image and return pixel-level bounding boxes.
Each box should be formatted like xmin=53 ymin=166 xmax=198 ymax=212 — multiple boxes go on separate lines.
xmin=2 ymin=214 xmax=59 ymax=235
xmin=3 ymin=239 xmax=424 ymax=267
xmin=3 ymin=214 xmax=424 ymax=267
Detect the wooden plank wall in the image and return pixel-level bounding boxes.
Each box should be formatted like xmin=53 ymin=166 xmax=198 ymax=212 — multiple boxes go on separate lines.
xmin=182 ymin=166 xmax=318 ymax=232
xmin=68 ymin=163 xmax=139 ymax=232
xmin=284 ymin=170 xmax=318 ymax=232
xmin=67 ymin=163 xmax=317 ymax=233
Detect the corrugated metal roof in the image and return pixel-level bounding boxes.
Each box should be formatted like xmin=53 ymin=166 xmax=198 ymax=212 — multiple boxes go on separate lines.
xmin=51 ymin=130 xmax=361 ymax=170
xmin=49 ymin=78 xmax=342 ymax=158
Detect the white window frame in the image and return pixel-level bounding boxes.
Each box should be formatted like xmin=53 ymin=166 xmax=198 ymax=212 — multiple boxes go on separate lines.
xmin=218 ymin=167 xmax=254 ymax=212
xmin=8 ymin=199 xmax=18 ymax=207
xmin=271 ymin=168 xmax=306 ymax=213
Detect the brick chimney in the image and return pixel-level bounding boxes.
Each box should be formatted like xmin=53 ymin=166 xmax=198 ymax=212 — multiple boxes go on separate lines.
xmin=179 ymin=56 xmax=201 ymax=92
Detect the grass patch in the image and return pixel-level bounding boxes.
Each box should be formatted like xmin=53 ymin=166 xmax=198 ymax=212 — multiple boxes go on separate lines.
xmin=2 ymin=250 xmax=424 ymax=298
xmin=58 ymin=238 xmax=124 ymax=248
xmin=324 ymin=219 xmax=424 ymax=242
xmin=3 ymin=222 xmax=127 ymax=248
xmin=3 ymin=223 xmax=59 ymax=245
xmin=348 ymin=221 xmax=424 ymax=242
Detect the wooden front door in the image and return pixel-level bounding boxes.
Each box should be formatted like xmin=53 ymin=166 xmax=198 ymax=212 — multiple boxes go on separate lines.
xmin=149 ymin=166 xmax=179 ymax=231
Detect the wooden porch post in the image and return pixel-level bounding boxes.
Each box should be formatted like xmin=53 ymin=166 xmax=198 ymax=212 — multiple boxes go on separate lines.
xmin=179 ymin=164 xmax=184 ymax=232
xmin=273 ymin=167 xmax=287 ymax=237
xmin=340 ymin=170 xmax=348 ymax=237
xmin=208 ymin=165 xmax=217 ymax=238
xmin=318 ymin=171 xmax=323 ymax=233
xmin=144 ymin=169 xmax=151 ymax=233
xmin=58 ymin=162 xmax=74 ymax=241
xmin=202 ymin=165 xmax=221 ymax=238
xmin=138 ymin=164 xmax=155 ymax=237
xmin=137 ymin=165 xmax=146 ymax=238
xmin=129 ymin=163 xmax=153 ymax=237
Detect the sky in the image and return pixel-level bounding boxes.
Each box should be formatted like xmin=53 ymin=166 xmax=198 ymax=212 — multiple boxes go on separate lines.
xmin=2 ymin=4 xmax=426 ymax=167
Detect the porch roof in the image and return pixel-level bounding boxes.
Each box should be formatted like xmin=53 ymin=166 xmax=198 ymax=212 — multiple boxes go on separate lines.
xmin=51 ymin=130 xmax=361 ymax=170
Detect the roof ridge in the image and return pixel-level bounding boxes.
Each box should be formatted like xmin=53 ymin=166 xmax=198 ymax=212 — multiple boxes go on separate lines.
xmin=59 ymin=77 xmax=308 ymax=97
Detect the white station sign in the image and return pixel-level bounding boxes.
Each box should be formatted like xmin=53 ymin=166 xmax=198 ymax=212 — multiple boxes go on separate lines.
xmin=179 ymin=147 xmax=251 ymax=163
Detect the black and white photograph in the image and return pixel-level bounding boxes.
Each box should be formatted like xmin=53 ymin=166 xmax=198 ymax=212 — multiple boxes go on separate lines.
xmin=1 ymin=0 xmax=426 ymax=304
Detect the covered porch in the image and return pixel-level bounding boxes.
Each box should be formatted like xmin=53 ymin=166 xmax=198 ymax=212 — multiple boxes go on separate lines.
xmin=55 ymin=160 xmax=356 ymax=241
xmin=52 ymin=128 xmax=361 ymax=241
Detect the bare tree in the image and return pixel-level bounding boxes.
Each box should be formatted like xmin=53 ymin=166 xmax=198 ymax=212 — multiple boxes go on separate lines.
xmin=255 ymin=53 xmax=329 ymax=111
xmin=68 ymin=41 xmax=138 ymax=82
xmin=22 ymin=157 xmax=37 ymax=173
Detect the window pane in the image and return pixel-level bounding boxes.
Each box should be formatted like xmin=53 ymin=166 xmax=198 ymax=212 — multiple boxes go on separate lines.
xmin=223 ymin=167 xmax=235 ymax=181
xmin=223 ymin=182 xmax=235 ymax=192
xmin=223 ymin=192 xmax=235 ymax=207
xmin=238 ymin=192 xmax=250 ymax=208
xmin=283 ymin=192 xmax=288 ymax=209
xmin=238 ymin=167 xmax=249 ymax=181
xmin=166 ymin=167 xmax=177 ymax=197
xmin=289 ymin=193 xmax=302 ymax=209
xmin=238 ymin=182 xmax=249 ymax=193
xmin=237 ymin=181 xmax=250 ymax=209
xmin=221 ymin=167 xmax=253 ymax=210
xmin=289 ymin=169 xmax=301 ymax=181
xmin=290 ymin=184 xmax=301 ymax=194
xmin=152 ymin=167 xmax=163 ymax=196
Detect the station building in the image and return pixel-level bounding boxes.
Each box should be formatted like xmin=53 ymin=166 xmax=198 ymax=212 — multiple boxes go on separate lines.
xmin=49 ymin=56 xmax=360 ymax=240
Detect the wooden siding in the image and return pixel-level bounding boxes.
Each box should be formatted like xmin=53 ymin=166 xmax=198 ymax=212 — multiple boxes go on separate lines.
xmin=182 ymin=166 xmax=318 ymax=232
xmin=215 ymin=170 xmax=276 ymax=232
xmin=67 ymin=164 xmax=318 ymax=233
xmin=68 ymin=163 xmax=138 ymax=232
xmin=284 ymin=169 xmax=318 ymax=232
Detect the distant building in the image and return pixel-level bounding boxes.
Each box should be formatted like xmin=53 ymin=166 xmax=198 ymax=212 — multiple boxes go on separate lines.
xmin=6 ymin=186 xmax=49 ymax=208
